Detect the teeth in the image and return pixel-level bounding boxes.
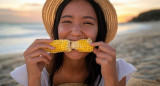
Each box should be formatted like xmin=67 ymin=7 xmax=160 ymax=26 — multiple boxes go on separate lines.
xmin=44 ymin=38 xmax=94 ymax=53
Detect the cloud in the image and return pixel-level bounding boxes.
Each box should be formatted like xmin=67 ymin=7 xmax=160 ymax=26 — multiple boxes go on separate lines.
xmin=24 ymin=3 xmax=42 ymax=7
xmin=22 ymin=3 xmax=43 ymax=9
xmin=19 ymin=3 xmax=43 ymax=11
xmin=112 ymin=3 xmax=125 ymax=7
xmin=0 ymin=8 xmax=42 ymax=23
xmin=0 ymin=9 xmax=14 ymax=13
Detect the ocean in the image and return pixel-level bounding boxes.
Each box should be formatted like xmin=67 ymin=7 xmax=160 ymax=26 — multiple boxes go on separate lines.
xmin=0 ymin=23 xmax=49 ymax=55
xmin=0 ymin=22 xmax=154 ymax=55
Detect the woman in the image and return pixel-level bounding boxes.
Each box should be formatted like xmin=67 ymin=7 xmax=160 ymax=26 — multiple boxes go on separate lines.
xmin=11 ymin=0 xmax=136 ymax=86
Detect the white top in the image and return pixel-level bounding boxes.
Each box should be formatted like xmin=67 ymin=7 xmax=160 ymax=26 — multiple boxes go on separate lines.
xmin=10 ymin=58 xmax=137 ymax=86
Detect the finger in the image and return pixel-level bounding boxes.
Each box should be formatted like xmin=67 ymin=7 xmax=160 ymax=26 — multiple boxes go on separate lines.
xmin=27 ymin=43 xmax=55 ymax=54
xmin=93 ymin=48 xmax=98 ymax=54
xmin=25 ymin=50 xmax=52 ymax=60
xmin=95 ymin=57 xmax=107 ymax=65
xmin=98 ymin=45 xmax=116 ymax=57
xmin=91 ymin=42 xmax=116 ymax=57
xmin=32 ymin=39 xmax=53 ymax=45
xmin=93 ymin=49 xmax=113 ymax=61
xmin=90 ymin=41 xmax=114 ymax=51
xmin=29 ymin=56 xmax=50 ymax=64
xmin=25 ymin=39 xmax=54 ymax=54
xmin=90 ymin=41 xmax=106 ymax=47
xmin=97 ymin=51 xmax=112 ymax=60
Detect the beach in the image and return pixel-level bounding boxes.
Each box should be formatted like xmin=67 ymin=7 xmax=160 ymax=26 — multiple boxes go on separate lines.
xmin=112 ymin=22 xmax=160 ymax=86
xmin=0 ymin=21 xmax=160 ymax=86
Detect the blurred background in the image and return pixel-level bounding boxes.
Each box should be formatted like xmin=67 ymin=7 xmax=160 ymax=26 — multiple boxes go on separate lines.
xmin=0 ymin=0 xmax=160 ymax=86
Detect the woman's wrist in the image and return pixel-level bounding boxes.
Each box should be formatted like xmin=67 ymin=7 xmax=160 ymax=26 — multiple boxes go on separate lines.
xmin=104 ymin=76 xmax=119 ymax=86
xmin=27 ymin=68 xmax=42 ymax=79
xmin=28 ymin=76 xmax=41 ymax=86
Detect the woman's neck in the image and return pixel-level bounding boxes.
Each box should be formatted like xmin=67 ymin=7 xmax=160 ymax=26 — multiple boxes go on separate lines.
xmin=62 ymin=55 xmax=87 ymax=75
xmin=52 ymin=54 xmax=88 ymax=85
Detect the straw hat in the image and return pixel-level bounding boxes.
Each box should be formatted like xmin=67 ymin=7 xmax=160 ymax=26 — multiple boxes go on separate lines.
xmin=42 ymin=0 xmax=118 ymax=43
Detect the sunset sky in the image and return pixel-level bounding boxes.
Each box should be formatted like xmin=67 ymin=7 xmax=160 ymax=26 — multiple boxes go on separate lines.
xmin=0 ymin=0 xmax=160 ymax=23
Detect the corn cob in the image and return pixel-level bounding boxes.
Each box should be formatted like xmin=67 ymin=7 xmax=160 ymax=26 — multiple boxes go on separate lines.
xmin=71 ymin=38 xmax=93 ymax=52
xmin=45 ymin=38 xmax=93 ymax=53
xmin=44 ymin=39 xmax=71 ymax=53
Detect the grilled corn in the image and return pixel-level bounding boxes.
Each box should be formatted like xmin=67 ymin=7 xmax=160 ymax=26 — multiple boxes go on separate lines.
xmin=45 ymin=38 xmax=93 ymax=53
xmin=71 ymin=38 xmax=93 ymax=52
xmin=44 ymin=39 xmax=71 ymax=53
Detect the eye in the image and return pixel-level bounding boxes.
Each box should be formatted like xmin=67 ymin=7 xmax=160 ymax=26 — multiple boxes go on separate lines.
xmin=62 ymin=21 xmax=72 ymax=23
xmin=84 ymin=22 xmax=93 ymax=25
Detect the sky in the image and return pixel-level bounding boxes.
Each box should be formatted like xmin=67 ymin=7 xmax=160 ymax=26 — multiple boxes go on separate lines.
xmin=0 ymin=0 xmax=160 ymax=23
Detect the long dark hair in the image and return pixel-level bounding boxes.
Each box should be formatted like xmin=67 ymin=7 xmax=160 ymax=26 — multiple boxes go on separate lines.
xmin=49 ymin=0 xmax=107 ymax=86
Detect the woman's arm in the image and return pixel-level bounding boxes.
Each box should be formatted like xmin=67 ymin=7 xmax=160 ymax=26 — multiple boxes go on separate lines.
xmin=28 ymin=76 xmax=41 ymax=86
xmin=119 ymin=77 xmax=126 ymax=86
xmin=90 ymin=42 xmax=126 ymax=86
xmin=23 ymin=39 xmax=54 ymax=86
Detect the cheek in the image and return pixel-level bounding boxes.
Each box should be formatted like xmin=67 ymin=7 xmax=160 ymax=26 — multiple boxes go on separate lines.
xmin=83 ymin=27 xmax=98 ymax=42
xmin=58 ymin=25 xmax=69 ymax=39
xmin=58 ymin=28 xmax=63 ymax=39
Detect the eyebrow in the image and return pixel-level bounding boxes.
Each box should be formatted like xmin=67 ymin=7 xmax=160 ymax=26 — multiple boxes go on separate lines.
xmin=61 ymin=15 xmax=73 ymax=18
xmin=61 ymin=15 xmax=96 ymax=21
xmin=83 ymin=16 xmax=96 ymax=21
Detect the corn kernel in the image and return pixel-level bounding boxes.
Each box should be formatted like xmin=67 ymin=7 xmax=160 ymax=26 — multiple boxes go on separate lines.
xmin=44 ymin=39 xmax=71 ymax=53
xmin=71 ymin=38 xmax=93 ymax=52
xmin=44 ymin=38 xmax=93 ymax=53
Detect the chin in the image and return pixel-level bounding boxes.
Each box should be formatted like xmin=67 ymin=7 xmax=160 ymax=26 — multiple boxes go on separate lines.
xmin=64 ymin=50 xmax=88 ymax=60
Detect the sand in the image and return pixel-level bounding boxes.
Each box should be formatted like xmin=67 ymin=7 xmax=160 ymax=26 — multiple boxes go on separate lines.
xmin=0 ymin=22 xmax=160 ymax=86
xmin=111 ymin=22 xmax=160 ymax=86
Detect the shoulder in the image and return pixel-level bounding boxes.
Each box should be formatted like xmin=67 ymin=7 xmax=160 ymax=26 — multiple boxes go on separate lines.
xmin=10 ymin=64 xmax=28 ymax=85
xmin=10 ymin=64 xmax=49 ymax=86
xmin=116 ymin=58 xmax=137 ymax=82
xmin=96 ymin=58 xmax=137 ymax=86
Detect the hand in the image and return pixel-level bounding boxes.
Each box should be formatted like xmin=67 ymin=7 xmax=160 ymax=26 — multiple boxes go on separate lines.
xmin=90 ymin=41 xmax=119 ymax=86
xmin=23 ymin=39 xmax=54 ymax=79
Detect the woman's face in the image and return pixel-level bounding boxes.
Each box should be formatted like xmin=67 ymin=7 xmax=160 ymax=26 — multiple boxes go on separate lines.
xmin=58 ymin=0 xmax=98 ymax=60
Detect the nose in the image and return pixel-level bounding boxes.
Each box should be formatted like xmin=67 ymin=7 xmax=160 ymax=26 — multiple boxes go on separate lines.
xmin=71 ymin=25 xmax=82 ymax=37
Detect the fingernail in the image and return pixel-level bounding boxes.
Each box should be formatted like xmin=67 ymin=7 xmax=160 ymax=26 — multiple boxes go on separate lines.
xmin=49 ymin=57 xmax=52 ymax=60
xmin=49 ymin=39 xmax=53 ymax=42
xmin=50 ymin=47 xmax=54 ymax=49
xmin=90 ymin=43 xmax=93 ymax=45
